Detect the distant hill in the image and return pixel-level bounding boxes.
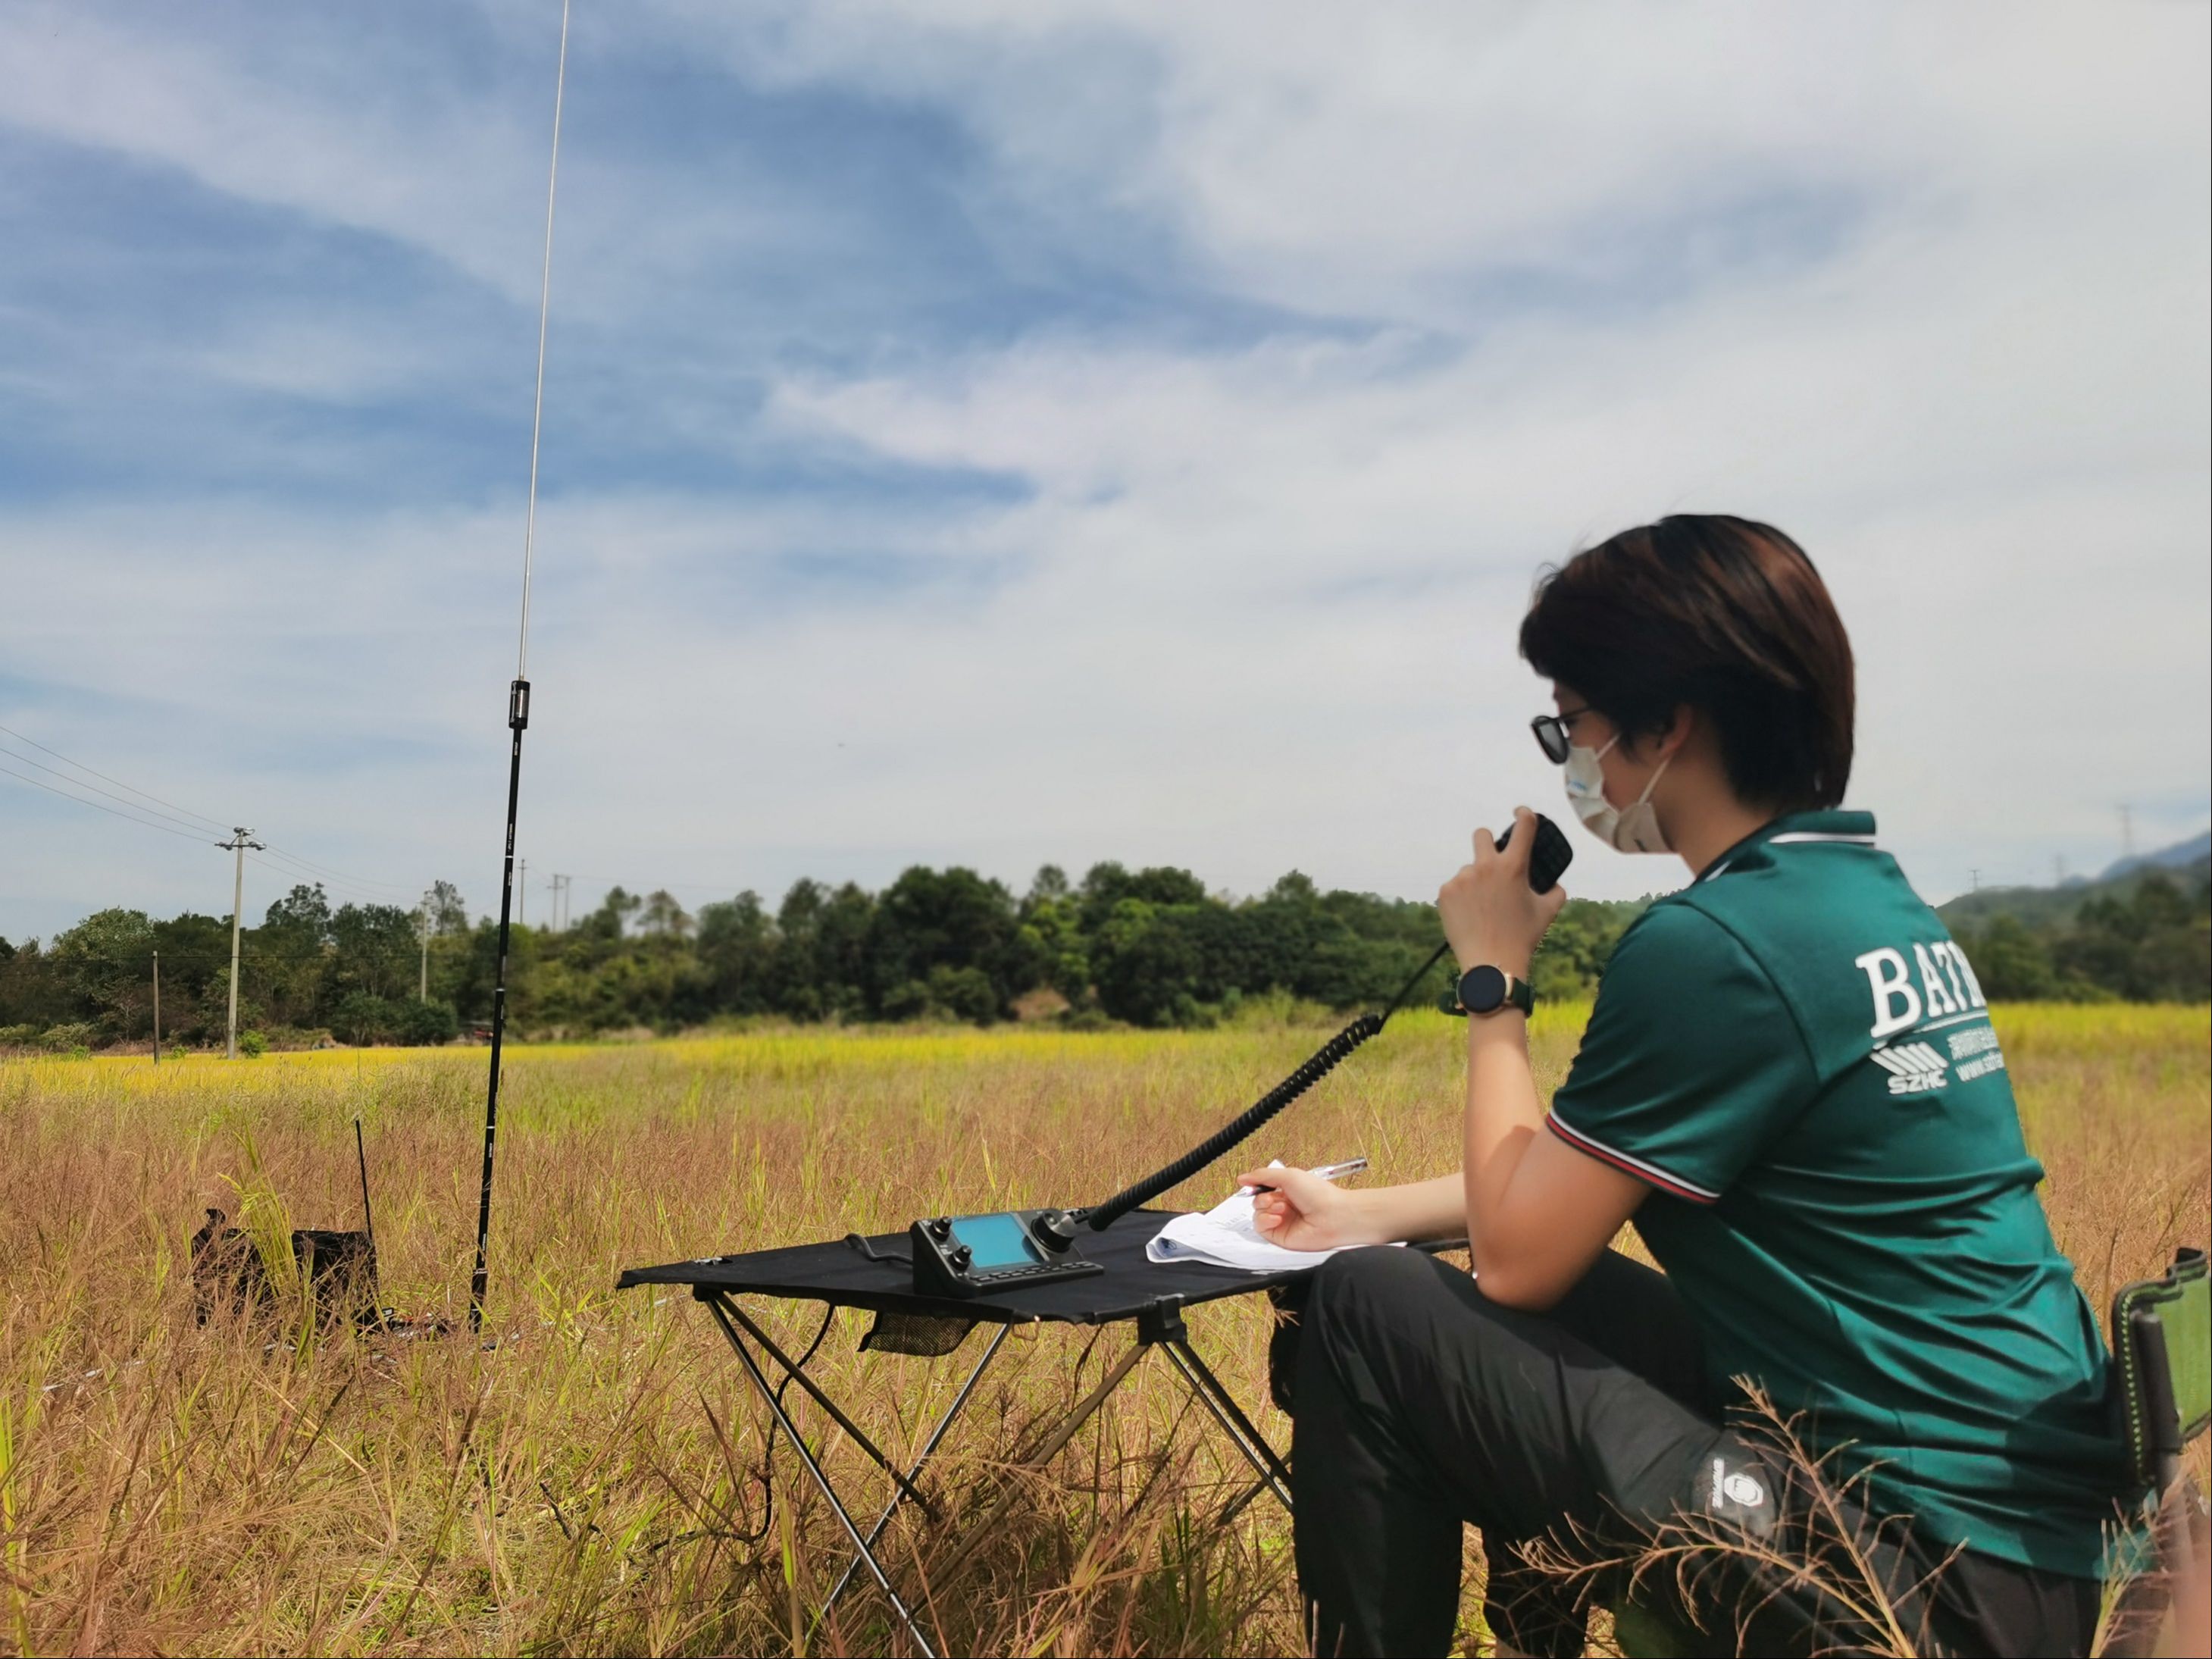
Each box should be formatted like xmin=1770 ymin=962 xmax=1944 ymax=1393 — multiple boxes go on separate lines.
xmin=1938 ymin=831 xmax=2209 ymax=1002
xmin=2101 ymin=828 xmax=2212 ymax=883
xmin=1939 ymin=831 xmax=2210 ymax=932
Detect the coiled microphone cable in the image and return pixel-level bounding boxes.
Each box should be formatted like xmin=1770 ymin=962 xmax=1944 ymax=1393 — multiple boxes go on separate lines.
xmin=1079 ymin=940 xmax=1453 ymax=1232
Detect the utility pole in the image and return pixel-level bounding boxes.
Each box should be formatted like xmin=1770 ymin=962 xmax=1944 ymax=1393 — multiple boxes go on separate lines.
xmin=216 ymin=827 xmax=264 ymax=1060
xmin=420 ymin=891 xmax=432 ymax=1001
xmin=1970 ymin=868 xmax=1982 ymax=894
xmin=152 ymin=950 xmax=161 ymax=1066
xmin=552 ymin=872 xmax=569 ymax=931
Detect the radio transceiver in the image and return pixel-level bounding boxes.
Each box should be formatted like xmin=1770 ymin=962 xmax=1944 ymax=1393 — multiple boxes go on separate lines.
xmin=908 ymin=1207 xmax=1104 ymax=1297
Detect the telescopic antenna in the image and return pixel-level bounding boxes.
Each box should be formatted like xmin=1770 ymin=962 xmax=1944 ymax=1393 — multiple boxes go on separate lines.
xmin=471 ymin=0 xmax=571 ymax=1335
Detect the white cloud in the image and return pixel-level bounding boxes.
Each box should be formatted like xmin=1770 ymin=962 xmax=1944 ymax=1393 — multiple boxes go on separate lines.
xmin=0 ymin=5 xmax=552 ymax=299
xmin=0 ymin=0 xmax=843 ymax=330
xmin=1 ymin=1 xmax=2206 ymax=940
xmin=691 ymin=3 xmax=2207 ymax=321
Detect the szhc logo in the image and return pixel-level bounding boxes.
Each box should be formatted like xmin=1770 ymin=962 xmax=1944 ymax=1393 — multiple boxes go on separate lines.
xmin=1869 ymin=1041 xmax=1949 ymax=1095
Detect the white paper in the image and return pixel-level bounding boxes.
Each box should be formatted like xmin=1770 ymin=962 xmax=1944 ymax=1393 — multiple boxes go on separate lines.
xmin=1144 ymin=1163 xmax=1402 ymax=1272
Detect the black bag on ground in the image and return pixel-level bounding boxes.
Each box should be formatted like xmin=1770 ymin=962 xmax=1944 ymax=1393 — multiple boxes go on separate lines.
xmin=290 ymin=1229 xmax=379 ymax=1328
xmin=189 ymin=1208 xmax=274 ymax=1324
xmin=188 ymin=1210 xmax=379 ymax=1329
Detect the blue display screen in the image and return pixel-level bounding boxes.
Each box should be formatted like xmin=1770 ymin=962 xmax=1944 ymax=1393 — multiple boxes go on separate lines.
xmin=950 ymin=1213 xmax=1041 ymax=1270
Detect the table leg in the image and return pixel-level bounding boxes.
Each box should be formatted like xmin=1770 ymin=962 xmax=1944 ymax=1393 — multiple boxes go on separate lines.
xmin=1160 ymin=1337 xmax=1294 ymax=1516
xmin=718 ymin=1296 xmax=936 ymax=1517
xmin=705 ymin=1294 xmax=940 ymax=1659
xmin=924 ymin=1338 xmax=1150 ymax=1590
xmin=818 ymin=1323 xmax=1012 ymax=1625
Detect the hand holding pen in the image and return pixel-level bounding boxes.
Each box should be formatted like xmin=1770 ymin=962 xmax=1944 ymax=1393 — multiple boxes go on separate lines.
xmin=1236 ymin=1157 xmax=1381 ymax=1254
xmin=1240 ymin=1157 xmax=1369 ymax=1194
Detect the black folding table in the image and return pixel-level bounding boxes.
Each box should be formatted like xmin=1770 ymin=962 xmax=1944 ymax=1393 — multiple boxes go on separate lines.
xmin=619 ymin=1212 xmax=1442 ymax=1657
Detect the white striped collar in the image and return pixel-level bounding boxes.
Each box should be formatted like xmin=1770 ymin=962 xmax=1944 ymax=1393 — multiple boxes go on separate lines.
xmin=1697 ymin=813 xmax=1880 ymax=883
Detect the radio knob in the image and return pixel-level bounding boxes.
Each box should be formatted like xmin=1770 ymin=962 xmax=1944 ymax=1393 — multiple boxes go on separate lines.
xmin=950 ymin=1245 xmax=972 ymax=1270
xmin=928 ymin=1217 xmax=953 ymax=1241
xmin=1031 ymin=1208 xmax=1078 ymax=1253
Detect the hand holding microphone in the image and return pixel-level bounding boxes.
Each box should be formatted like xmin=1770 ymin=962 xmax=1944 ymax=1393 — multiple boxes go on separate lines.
xmin=1437 ymin=806 xmax=1572 ymax=978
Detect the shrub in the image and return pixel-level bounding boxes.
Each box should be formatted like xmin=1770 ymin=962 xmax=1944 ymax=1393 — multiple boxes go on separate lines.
xmin=1168 ymin=991 xmax=1219 ymax=1030
xmin=329 ymin=992 xmax=400 ymax=1045
xmin=925 ymin=964 xmax=1000 ymax=1025
xmin=879 ymin=979 xmax=932 ymax=1022
xmin=1057 ymin=1004 xmax=1121 ymax=1031
xmin=238 ymin=1030 xmax=268 ymax=1058
xmin=396 ymin=999 xmax=460 ymax=1047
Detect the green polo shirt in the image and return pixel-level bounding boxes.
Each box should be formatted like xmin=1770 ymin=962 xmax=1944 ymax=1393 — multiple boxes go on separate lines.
xmin=1547 ymin=809 xmax=2121 ymax=1578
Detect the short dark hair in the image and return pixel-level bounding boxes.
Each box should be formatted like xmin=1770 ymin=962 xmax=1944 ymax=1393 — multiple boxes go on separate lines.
xmin=1518 ymin=515 xmax=1854 ymax=811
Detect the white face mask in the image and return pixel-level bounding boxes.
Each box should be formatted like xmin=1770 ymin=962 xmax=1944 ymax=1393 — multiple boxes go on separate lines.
xmin=1563 ymin=734 xmax=1674 ymax=853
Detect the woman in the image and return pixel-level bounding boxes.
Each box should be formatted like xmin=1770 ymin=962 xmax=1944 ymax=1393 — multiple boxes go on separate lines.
xmin=1246 ymin=516 xmax=2120 ymax=1657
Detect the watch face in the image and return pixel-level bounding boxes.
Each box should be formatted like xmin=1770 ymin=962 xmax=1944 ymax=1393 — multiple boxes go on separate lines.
xmin=1460 ymin=964 xmax=1508 ymax=1013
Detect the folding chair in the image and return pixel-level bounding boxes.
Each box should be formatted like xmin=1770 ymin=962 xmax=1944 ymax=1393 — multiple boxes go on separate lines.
xmin=2108 ymin=1244 xmax=2210 ymax=1657
xmin=1612 ymin=1245 xmax=2210 ymax=1659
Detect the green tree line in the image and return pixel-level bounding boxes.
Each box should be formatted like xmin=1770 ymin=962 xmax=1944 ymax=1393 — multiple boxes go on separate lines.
xmin=1941 ymin=867 xmax=2210 ymax=1003
xmin=3 ymin=854 xmax=2198 ymax=1052
xmin=0 ymin=863 xmax=1641 ymax=1049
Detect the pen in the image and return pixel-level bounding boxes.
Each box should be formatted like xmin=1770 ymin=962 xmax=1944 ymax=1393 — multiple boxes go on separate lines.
xmin=1241 ymin=1157 xmax=1369 ymax=1194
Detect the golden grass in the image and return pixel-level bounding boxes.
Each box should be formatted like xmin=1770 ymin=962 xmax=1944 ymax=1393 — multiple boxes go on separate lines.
xmin=2 ymin=1003 xmax=2205 ymax=1655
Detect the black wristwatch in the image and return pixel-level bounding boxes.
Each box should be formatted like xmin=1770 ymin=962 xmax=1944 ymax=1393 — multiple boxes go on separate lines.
xmin=1441 ymin=964 xmax=1535 ymax=1019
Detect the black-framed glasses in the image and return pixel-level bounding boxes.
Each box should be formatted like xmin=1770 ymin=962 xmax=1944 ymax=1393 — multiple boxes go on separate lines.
xmin=1530 ymin=706 xmax=1593 ymax=765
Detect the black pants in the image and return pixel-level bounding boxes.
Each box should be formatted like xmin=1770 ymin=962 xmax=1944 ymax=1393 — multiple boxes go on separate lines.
xmin=1281 ymin=1246 xmax=2101 ymax=1658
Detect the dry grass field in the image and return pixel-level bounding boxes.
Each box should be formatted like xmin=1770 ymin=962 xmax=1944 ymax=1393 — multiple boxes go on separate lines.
xmin=3 ymin=1003 xmax=2206 ymax=1656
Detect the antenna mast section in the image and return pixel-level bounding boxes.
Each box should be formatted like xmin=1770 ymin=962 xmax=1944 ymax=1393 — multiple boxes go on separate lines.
xmin=471 ymin=0 xmax=572 ymax=1335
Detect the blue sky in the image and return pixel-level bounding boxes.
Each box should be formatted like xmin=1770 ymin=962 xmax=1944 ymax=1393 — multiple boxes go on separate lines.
xmin=2 ymin=2 xmax=2207 ymax=941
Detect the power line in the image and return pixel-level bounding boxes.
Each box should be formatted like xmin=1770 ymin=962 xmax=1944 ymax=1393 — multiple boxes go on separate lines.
xmin=250 ymin=850 xmax=377 ymax=899
xmin=1 ymin=762 xmax=214 ymax=843
xmin=256 ymin=849 xmax=420 ymax=902
xmin=245 ymin=853 xmax=415 ymax=910
xmin=247 ymin=853 xmax=377 ymax=905
xmin=0 ymin=743 xmax=224 ymax=837
xmin=0 ymin=721 xmax=231 ymax=833
xmin=1 ymin=725 xmax=418 ymax=900
xmin=258 ymin=840 xmax=421 ymax=897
